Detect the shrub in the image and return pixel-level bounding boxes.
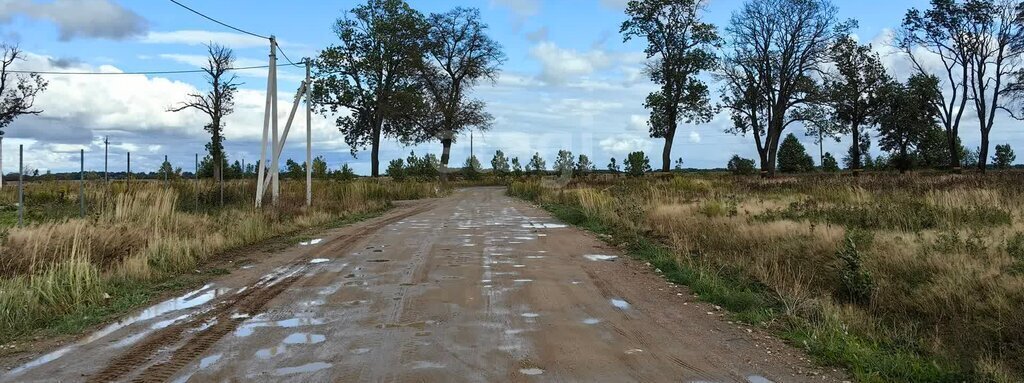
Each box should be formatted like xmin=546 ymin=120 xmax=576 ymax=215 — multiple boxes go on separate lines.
xmin=386 ymin=159 xmax=405 ymax=181
xmin=624 ymin=151 xmax=651 ymax=177
xmin=727 ymin=155 xmax=756 ymax=175
xmin=822 ymin=152 xmax=840 ymax=172
xmin=778 ymin=133 xmax=814 ymax=173
xmin=463 ymin=155 xmax=482 ymax=180
xmin=993 ymin=144 xmax=1016 ymax=169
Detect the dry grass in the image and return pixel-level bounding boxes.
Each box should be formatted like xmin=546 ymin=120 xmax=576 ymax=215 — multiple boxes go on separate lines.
xmin=0 ymin=179 xmax=443 ymax=338
xmin=510 ymin=171 xmax=1024 ymax=381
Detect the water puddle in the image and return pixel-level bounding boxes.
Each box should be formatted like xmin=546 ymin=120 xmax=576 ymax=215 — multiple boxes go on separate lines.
xmin=611 ymin=298 xmax=631 ymax=310
xmin=199 ymin=353 xmax=222 ymax=368
xmin=410 ymin=361 xmax=445 ymax=369
xmin=747 ymin=375 xmax=774 ymax=383
xmin=273 ymin=362 xmax=332 ymax=376
xmin=583 ymin=254 xmax=618 ymax=262
xmin=283 ymin=332 xmax=326 ymax=344
xmin=299 ymin=238 xmax=323 ymax=246
xmin=521 ymin=223 xmax=567 ymax=229
xmin=350 ymin=347 xmax=371 ymax=355
xmin=7 ymin=284 xmax=231 ymax=376
xmin=520 ymin=368 xmax=545 ymax=375
xmin=513 ymin=264 xmax=526 ymax=268
xmin=309 ymin=258 xmax=331 ymax=264
xmin=513 ymin=279 xmax=533 ymax=283
xmin=234 ymin=316 xmax=325 ymax=337
xmin=526 ymin=255 xmax=546 ymax=259
xmin=582 ymin=318 xmax=601 ymax=325
xmin=625 ymin=348 xmax=644 ymax=355
xmin=521 ymin=313 xmax=540 ymax=318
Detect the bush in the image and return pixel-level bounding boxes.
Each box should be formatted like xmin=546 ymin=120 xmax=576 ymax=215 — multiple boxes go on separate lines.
xmin=835 ymin=232 xmax=873 ymax=306
xmin=727 ymin=155 xmax=756 ymax=175
xmin=993 ymin=144 xmax=1016 ymax=169
xmin=386 ymin=159 xmax=405 ymax=181
xmin=822 ymin=152 xmax=839 ymax=172
xmin=778 ymin=133 xmax=814 ymax=173
xmin=624 ymin=151 xmax=651 ymax=177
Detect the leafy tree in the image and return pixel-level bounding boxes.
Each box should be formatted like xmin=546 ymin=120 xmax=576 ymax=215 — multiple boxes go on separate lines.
xmin=607 ymin=157 xmax=621 ymax=173
xmin=673 ymin=157 xmax=684 ymax=171
xmin=159 ymin=159 xmax=180 ymax=180
xmin=624 ymin=151 xmax=651 ymax=177
xmin=843 ymin=134 xmax=872 ymax=171
xmin=820 ymin=36 xmax=891 ymax=172
xmin=777 ymin=133 xmax=814 ymax=173
xmin=198 ymin=154 xmax=229 ymax=179
xmin=462 ymin=155 xmax=482 ymax=180
xmin=511 ymin=157 xmax=523 ymax=177
xmin=313 ymin=0 xmax=426 ymax=177
xmin=621 ymin=0 xmax=718 ymax=172
xmin=312 ymin=155 xmax=328 ymax=178
xmin=553 ymin=150 xmax=575 ymax=176
xmin=962 ymin=146 xmax=980 ymax=169
xmin=491 ymin=150 xmax=510 ymax=175
xmin=283 ymin=159 xmax=304 ymax=179
xmin=337 ymin=163 xmax=357 ymax=181
xmin=405 ymin=151 xmax=440 ymax=180
xmin=916 ymin=126 xmax=957 ymax=169
xmin=386 ymin=159 xmax=406 ymax=181
xmin=727 ymin=155 xmax=756 ymax=175
xmin=992 ymin=143 xmax=1016 ymax=169
xmin=412 ymin=7 xmax=505 ymax=174
xmin=821 ymin=152 xmax=840 ymax=172
xmin=720 ymin=0 xmax=850 ymax=176
xmin=877 ymin=74 xmax=941 ymax=173
xmin=575 ymin=154 xmax=595 ymax=175
xmin=526 ymin=152 xmax=546 ymax=175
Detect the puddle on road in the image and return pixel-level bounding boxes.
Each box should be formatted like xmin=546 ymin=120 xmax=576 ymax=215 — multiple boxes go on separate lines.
xmin=513 ymin=279 xmax=533 ymax=283
xmin=272 ymin=362 xmax=332 ymax=376
xmin=582 ymin=318 xmax=601 ymax=325
xmin=625 ymin=348 xmax=644 ymax=355
xmin=526 ymin=255 xmax=546 ymax=259
xmin=410 ymin=361 xmax=445 ymax=369
xmin=520 ymin=368 xmax=545 ymax=375
xmin=7 ymin=284 xmax=231 ymax=376
xmin=746 ymin=375 xmax=774 ymax=383
xmin=583 ymin=254 xmax=618 ymax=262
xmin=234 ymin=316 xmax=325 ymax=337
xmin=299 ymin=238 xmax=323 ymax=246
xmin=309 ymin=258 xmax=330 ymax=264
xmin=283 ymin=332 xmax=326 ymax=344
xmin=199 ymin=353 xmax=222 ymax=368
xmin=521 ymin=223 xmax=567 ymax=229
xmin=521 ymin=313 xmax=540 ymax=318
xmin=350 ymin=347 xmax=371 ymax=355
xmin=611 ymin=298 xmax=631 ymax=310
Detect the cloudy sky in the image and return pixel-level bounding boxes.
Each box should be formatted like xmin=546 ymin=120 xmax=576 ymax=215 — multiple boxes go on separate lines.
xmin=0 ymin=0 xmax=1020 ymax=175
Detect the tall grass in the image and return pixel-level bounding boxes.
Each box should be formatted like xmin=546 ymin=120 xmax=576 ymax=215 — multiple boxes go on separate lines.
xmin=0 ymin=179 xmax=443 ymax=340
xmin=509 ymin=172 xmax=1024 ymax=382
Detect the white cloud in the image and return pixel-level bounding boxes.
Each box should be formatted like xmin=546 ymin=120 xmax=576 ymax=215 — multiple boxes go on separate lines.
xmin=0 ymin=0 xmax=146 ymax=40
xmin=142 ymin=30 xmax=269 ymax=48
xmin=689 ymin=131 xmax=701 ymax=143
xmin=491 ymin=0 xmax=541 ymax=19
xmin=600 ymin=135 xmax=651 ymax=154
xmin=531 ymin=41 xmax=613 ymax=83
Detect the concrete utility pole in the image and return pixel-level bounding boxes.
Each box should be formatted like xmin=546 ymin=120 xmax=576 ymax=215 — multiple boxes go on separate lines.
xmin=305 ymin=58 xmax=312 ymax=207
xmin=270 ymin=36 xmax=280 ymax=205
xmin=256 ymin=36 xmax=277 ymax=208
xmin=0 ymin=133 xmax=5 ymax=189
xmin=127 ymin=152 xmax=131 ymax=191
xmin=17 ymin=144 xmax=23 ymax=227
xmin=164 ymin=154 xmax=169 ymax=189
xmin=195 ymin=153 xmax=199 ymax=212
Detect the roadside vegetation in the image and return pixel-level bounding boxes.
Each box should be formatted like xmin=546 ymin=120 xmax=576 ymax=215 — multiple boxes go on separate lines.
xmin=0 ymin=178 xmax=442 ymax=344
xmin=509 ymin=172 xmax=1024 ymax=382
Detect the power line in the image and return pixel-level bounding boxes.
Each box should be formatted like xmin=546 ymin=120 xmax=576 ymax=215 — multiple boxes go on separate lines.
xmin=7 ymin=63 xmax=303 ymax=76
xmin=274 ymin=41 xmax=302 ymax=67
xmin=167 ymin=0 xmax=269 ymax=40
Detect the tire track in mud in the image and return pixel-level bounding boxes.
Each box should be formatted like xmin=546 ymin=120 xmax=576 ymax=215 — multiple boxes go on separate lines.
xmin=85 ymin=202 xmax=437 ymax=383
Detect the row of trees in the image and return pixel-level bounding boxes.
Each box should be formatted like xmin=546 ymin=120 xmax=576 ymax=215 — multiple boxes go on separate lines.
xmin=622 ymin=0 xmax=1024 ymax=177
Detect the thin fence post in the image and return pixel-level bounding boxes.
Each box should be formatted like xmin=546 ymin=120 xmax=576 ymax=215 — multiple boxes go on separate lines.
xmin=80 ymin=149 xmax=85 ymax=218
xmin=18 ymin=144 xmax=23 ymax=227
xmin=164 ymin=154 xmax=169 ymax=189
xmin=103 ymin=136 xmax=109 ymax=182
xmin=127 ymin=151 xmax=131 ymax=191
xmin=194 ymin=153 xmax=199 ymax=212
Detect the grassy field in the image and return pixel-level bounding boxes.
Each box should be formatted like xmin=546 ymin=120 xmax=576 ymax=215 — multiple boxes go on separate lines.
xmin=509 ymin=172 xmax=1024 ymax=382
xmin=0 ymin=178 xmax=443 ymax=344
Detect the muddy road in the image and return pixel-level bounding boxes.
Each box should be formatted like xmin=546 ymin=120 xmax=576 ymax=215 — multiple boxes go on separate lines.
xmin=2 ymin=187 xmax=840 ymax=382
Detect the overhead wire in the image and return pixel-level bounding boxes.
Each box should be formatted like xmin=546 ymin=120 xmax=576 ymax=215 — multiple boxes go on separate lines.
xmin=6 ymin=63 xmax=304 ymax=76
xmin=167 ymin=0 xmax=269 ymax=40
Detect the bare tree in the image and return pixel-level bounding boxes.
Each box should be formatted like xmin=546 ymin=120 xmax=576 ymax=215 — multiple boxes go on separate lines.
xmin=169 ymin=44 xmax=237 ymax=203
xmin=0 ymin=44 xmax=48 ymax=186
xmin=720 ymin=0 xmax=850 ymax=176
xmin=964 ymin=0 xmax=1024 ymax=172
xmin=411 ymin=7 xmax=504 ymax=178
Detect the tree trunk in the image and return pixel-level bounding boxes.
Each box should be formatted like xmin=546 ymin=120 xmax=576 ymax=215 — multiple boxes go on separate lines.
xmin=440 ymin=138 xmax=453 ymax=182
xmin=370 ymin=125 xmax=381 ymax=177
xmin=978 ymin=129 xmax=990 ymax=173
xmin=850 ymin=124 xmax=861 ymax=174
xmin=946 ymin=129 xmax=961 ymax=172
xmin=765 ymin=129 xmax=782 ymax=177
xmin=661 ymin=126 xmax=676 ymax=173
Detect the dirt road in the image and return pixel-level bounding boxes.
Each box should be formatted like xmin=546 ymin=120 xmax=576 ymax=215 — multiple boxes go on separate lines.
xmin=2 ymin=187 xmax=841 ymax=382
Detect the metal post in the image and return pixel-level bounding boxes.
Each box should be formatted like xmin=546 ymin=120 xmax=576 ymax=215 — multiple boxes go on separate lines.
xmin=104 ymin=136 xmax=109 ymax=182
xmin=80 ymin=149 xmax=85 ymax=218
xmin=194 ymin=153 xmax=199 ymax=212
xmin=219 ymin=156 xmax=224 ymax=207
xmin=269 ymin=36 xmax=280 ymax=205
xmin=17 ymin=145 xmax=23 ymax=227
xmin=305 ymin=58 xmax=312 ymax=207
xmin=164 ymin=154 xmax=169 ymax=189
